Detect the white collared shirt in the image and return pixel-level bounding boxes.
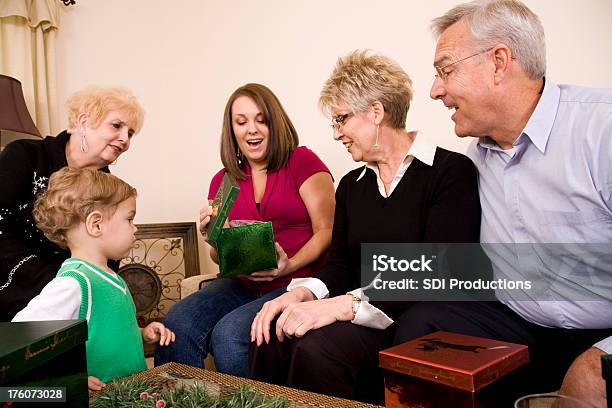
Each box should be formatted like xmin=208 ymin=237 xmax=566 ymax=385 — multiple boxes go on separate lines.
xmin=356 ymin=131 xmax=437 ymax=198
xmin=288 ymin=132 xmax=437 ymax=329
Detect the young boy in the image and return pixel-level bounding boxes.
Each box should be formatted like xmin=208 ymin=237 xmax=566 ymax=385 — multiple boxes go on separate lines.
xmin=12 ymin=167 xmax=175 ymax=392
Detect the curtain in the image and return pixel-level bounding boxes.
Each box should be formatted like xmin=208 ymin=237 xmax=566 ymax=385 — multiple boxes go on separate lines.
xmin=0 ymin=0 xmax=60 ymax=136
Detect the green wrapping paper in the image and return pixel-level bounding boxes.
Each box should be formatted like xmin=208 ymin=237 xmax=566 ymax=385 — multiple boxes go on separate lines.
xmin=217 ymin=221 xmax=278 ymax=277
xmin=207 ymin=173 xmax=278 ymax=277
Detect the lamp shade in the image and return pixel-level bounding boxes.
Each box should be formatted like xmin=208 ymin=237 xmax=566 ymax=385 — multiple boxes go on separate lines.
xmin=0 ymin=75 xmax=41 ymax=138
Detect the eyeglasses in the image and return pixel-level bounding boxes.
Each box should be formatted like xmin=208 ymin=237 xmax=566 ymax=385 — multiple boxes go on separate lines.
xmin=434 ymin=48 xmax=493 ymax=81
xmin=330 ymin=112 xmax=354 ymax=131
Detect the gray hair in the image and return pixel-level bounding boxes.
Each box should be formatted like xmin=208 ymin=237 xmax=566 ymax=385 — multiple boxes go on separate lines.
xmin=319 ymin=49 xmax=413 ymax=129
xmin=431 ymin=0 xmax=546 ymax=79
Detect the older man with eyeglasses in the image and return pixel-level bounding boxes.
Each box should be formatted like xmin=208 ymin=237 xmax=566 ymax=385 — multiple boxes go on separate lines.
xmin=423 ymin=0 xmax=612 ymax=406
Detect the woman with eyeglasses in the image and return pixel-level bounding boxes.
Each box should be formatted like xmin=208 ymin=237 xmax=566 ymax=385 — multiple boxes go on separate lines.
xmin=249 ymin=50 xmax=481 ymax=402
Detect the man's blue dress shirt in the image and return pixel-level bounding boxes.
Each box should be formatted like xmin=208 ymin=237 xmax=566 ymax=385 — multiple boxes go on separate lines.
xmin=467 ymin=79 xmax=612 ymax=352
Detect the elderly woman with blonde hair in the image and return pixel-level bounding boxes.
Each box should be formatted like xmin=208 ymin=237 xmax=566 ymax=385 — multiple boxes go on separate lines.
xmin=0 ymin=86 xmax=145 ymax=321
xmin=249 ymin=50 xmax=481 ymax=402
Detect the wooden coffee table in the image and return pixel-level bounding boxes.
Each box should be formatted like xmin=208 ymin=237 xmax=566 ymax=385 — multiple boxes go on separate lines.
xmin=91 ymin=362 xmax=384 ymax=408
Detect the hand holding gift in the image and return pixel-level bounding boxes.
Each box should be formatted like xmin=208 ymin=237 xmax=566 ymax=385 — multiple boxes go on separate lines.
xmin=198 ymin=204 xmax=213 ymax=238
xmin=199 ymin=202 xmax=231 ymax=265
xmin=203 ymin=174 xmax=278 ymax=277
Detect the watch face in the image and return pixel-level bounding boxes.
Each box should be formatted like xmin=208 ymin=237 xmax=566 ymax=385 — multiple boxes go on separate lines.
xmin=119 ymin=264 xmax=162 ymax=314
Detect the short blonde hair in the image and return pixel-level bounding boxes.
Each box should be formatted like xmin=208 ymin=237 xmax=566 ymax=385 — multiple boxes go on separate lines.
xmin=33 ymin=167 xmax=137 ymax=249
xmin=319 ymin=50 xmax=413 ymax=129
xmin=220 ymin=83 xmax=299 ymax=180
xmin=65 ymin=86 xmax=145 ymax=135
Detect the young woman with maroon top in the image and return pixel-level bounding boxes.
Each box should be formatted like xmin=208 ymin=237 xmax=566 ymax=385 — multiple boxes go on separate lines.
xmin=155 ymin=83 xmax=335 ymax=377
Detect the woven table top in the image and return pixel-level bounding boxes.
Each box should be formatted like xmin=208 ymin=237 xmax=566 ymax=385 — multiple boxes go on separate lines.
xmin=92 ymin=362 xmax=384 ymax=408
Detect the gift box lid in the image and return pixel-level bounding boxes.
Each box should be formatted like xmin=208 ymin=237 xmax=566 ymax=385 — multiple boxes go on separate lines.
xmin=206 ymin=172 xmax=240 ymax=246
xmin=0 ymin=320 xmax=88 ymax=384
xmin=380 ymin=330 xmax=529 ymax=392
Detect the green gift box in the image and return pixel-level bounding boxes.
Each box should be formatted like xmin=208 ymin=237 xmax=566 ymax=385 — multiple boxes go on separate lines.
xmin=207 ymin=173 xmax=278 ymax=277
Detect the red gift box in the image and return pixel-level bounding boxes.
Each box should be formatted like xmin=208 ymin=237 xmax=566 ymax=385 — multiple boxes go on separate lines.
xmin=380 ymin=331 xmax=528 ymax=407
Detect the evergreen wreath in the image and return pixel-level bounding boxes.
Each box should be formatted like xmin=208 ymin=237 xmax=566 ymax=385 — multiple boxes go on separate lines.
xmin=91 ymin=377 xmax=289 ymax=408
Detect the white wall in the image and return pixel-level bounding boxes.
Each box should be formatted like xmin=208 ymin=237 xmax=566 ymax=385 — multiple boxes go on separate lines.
xmin=55 ymin=0 xmax=612 ymax=274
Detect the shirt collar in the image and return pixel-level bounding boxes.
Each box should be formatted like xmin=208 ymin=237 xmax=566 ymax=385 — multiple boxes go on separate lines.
xmin=476 ymin=78 xmax=561 ymax=162
xmin=357 ymin=132 xmax=436 ymax=181
xmin=521 ymin=78 xmax=560 ymax=153
xmin=407 ymin=131 xmax=436 ymax=166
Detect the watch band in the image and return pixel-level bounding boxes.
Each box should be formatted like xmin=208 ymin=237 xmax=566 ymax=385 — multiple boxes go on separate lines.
xmin=347 ymin=292 xmax=361 ymax=320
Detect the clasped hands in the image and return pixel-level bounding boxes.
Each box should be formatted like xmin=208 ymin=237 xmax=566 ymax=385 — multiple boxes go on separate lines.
xmin=250 ymin=288 xmax=354 ymax=346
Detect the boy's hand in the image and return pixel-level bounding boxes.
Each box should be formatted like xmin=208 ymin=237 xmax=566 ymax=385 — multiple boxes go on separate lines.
xmin=88 ymin=376 xmax=105 ymax=394
xmin=142 ymin=322 xmax=176 ymax=346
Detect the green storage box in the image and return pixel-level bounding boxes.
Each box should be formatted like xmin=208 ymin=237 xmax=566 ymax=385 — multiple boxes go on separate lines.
xmin=0 ymin=320 xmax=88 ymax=407
xmin=207 ymin=173 xmax=278 ymax=277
